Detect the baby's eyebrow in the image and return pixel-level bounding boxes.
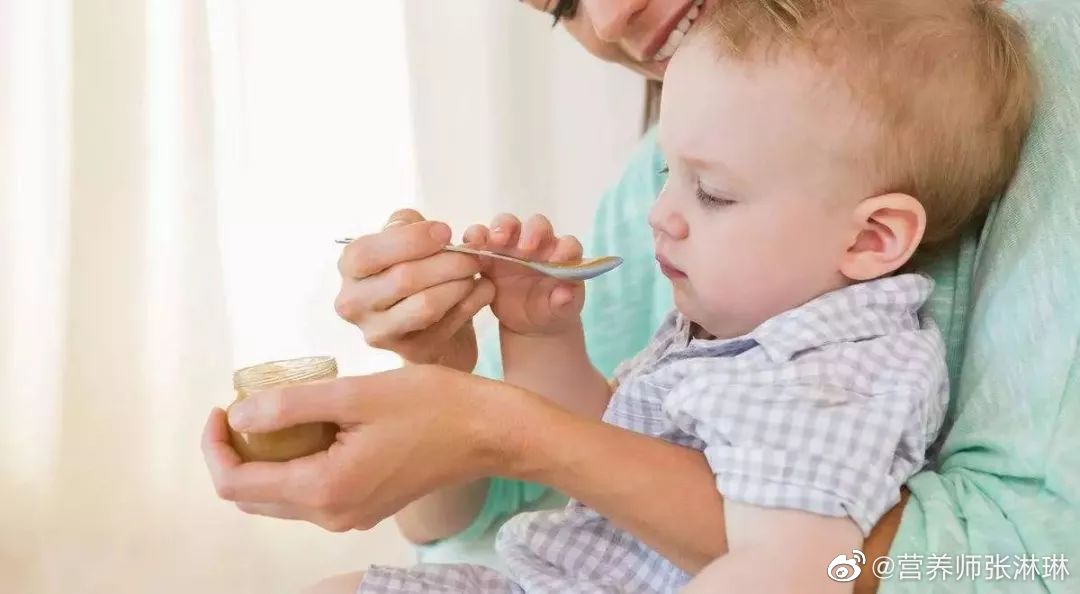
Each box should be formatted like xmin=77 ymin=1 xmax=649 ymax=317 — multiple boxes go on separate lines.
xmin=684 ymin=154 xmax=746 ymax=189
xmin=657 ymin=130 xmax=746 ymax=188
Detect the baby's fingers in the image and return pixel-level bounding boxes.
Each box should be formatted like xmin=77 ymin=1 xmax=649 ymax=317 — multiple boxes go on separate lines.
xmin=550 ymin=285 xmax=576 ymax=308
xmin=519 ymin=214 xmax=555 ymax=255
xmin=549 ymin=235 xmax=584 ymax=263
xmin=489 ymin=213 xmax=521 ymax=249
xmin=462 ymin=224 xmax=490 ymax=247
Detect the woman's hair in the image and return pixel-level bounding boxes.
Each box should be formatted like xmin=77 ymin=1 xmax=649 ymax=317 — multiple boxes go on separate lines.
xmin=691 ymin=0 xmax=1038 ymax=256
xmin=642 ymin=80 xmax=663 ymax=133
xmin=550 ymin=0 xmax=579 ymax=25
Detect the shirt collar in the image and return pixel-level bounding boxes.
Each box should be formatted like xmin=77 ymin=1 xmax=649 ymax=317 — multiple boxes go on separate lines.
xmin=751 ymin=274 xmax=934 ymax=362
xmin=671 ymin=273 xmax=934 ymax=363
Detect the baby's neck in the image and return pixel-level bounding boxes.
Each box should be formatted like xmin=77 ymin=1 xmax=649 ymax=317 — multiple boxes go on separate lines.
xmin=687 ymin=275 xmax=865 ymax=341
xmin=690 ymin=323 xmax=715 ymax=340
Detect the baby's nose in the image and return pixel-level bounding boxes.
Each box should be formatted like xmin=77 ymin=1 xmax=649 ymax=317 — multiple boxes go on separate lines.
xmin=648 ymin=201 xmax=689 ymax=240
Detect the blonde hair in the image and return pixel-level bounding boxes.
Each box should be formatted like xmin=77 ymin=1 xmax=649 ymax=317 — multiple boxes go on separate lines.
xmin=698 ymin=0 xmax=1037 ymax=255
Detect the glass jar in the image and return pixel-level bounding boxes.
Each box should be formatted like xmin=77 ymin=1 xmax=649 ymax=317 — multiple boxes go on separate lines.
xmin=228 ymin=356 xmax=339 ymax=462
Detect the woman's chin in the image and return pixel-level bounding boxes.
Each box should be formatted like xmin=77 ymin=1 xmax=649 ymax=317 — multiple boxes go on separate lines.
xmin=615 ymin=51 xmax=668 ymax=80
xmin=633 ymin=58 xmax=669 ymax=81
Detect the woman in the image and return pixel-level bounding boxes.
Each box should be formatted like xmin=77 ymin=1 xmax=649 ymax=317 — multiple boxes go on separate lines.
xmin=203 ymin=0 xmax=1078 ymax=593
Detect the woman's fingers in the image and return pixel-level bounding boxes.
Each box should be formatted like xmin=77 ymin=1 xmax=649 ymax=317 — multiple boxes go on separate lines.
xmin=213 ymin=454 xmax=331 ymax=507
xmin=488 ymin=213 xmax=521 ymax=248
xmin=201 ymin=407 xmax=242 ymax=470
xmin=383 ymin=208 xmax=424 ymax=229
xmin=338 ymin=217 xmax=451 ymax=280
xmin=359 ymin=278 xmax=476 ymax=347
xmin=393 ymin=279 xmax=478 ymax=335
xmin=360 ymin=251 xmax=481 ymax=312
xmin=225 ymin=382 xmax=357 ymax=433
xmin=425 ymin=277 xmax=496 ymax=343
xmin=203 ymin=408 xmax=302 ymax=503
xmin=235 ymin=501 xmax=303 ymax=521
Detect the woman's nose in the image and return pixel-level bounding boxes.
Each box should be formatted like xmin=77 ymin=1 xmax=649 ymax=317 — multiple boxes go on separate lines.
xmin=648 ymin=193 xmax=690 ymax=240
xmin=585 ymin=0 xmax=649 ymax=42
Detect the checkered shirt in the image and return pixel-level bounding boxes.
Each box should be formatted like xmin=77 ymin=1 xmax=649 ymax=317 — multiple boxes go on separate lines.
xmin=359 ymin=273 xmax=948 ymax=594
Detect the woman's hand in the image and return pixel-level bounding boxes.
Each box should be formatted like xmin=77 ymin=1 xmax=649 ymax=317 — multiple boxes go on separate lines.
xmin=336 ymin=209 xmax=494 ymax=372
xmin=463 ymin=213 xmax=585 ymax=337
xmin=202 ymin=365 xmax=518 ymax=532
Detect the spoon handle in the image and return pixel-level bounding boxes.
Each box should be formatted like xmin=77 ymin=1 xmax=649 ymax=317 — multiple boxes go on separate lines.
xmin=337 ymin=239 xmax=619 ymax=280
xmin=337 ymin=238 xmax=536 ymax=267
xmin=441 ymin=244 xmax=531 ymax=266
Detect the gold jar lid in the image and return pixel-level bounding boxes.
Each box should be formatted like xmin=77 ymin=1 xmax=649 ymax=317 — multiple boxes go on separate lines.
xmin=233 ymin=356 xmax=337 ymax=392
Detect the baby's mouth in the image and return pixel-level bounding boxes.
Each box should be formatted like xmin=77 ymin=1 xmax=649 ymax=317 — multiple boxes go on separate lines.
xmin=656 ymin=254 xmax=687 ymax=279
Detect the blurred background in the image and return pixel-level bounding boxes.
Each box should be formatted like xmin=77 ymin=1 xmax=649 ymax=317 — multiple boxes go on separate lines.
xmin=0 ymin=0 xmax=645 ymax=592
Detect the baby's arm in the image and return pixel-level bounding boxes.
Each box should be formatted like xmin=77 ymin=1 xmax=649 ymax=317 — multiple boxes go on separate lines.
xmin=472 ymin=212 xmax=612 ymax=418
xmin=682 ymin=501 xmax=863 ymax=594
xmin=501 ymin=323 xmax=613 ymax=419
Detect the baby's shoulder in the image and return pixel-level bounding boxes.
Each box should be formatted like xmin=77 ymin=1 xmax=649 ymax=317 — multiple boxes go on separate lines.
xmin=794 ymin=322 xmax=948 ymax=399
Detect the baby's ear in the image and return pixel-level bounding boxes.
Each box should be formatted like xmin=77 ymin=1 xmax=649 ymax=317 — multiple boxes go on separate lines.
xmin=840 ymin=193 xmax=926 ymax=281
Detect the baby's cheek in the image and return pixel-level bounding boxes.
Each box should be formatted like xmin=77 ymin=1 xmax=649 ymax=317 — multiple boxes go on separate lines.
xmin=696 ymin=260 xmax=755 ymax=309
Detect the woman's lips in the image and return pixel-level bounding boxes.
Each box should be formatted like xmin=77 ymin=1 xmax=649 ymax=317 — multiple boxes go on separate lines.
xmin=656 ymin=255 xmax=687 ymax=279
xmin=644 ymin=0 xmax=706 ymax=63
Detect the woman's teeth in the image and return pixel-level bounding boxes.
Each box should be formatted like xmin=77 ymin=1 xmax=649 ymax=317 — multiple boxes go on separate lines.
xmin=654 ymin=0 xmax=705 ymax=62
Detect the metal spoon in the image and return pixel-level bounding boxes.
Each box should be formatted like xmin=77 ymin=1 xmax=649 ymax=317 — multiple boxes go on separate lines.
xmin=335 ymin=238 xmax=623 ymax=281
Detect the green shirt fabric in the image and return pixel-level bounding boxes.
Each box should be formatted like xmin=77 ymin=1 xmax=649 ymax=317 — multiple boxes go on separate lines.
xmin=419 ymin=1 xmax=1079 ymax=590
xmin=880 ymin=0 xmax=1080 ymax=591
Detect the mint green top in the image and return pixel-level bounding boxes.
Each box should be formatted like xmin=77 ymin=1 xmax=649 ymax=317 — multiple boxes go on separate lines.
xmin=420 ymin=0 xmax=1079 ymax=590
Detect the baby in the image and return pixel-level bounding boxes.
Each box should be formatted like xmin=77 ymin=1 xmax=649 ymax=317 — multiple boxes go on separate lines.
xmin=360 ymin=0 xmax=1035 ymax=592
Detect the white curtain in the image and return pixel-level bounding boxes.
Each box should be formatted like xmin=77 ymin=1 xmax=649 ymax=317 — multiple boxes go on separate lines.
xmin=1 ymin=0 xmax=414 ymax=591
xmin=403 ymin=3 xmax=645 ymax=238
xmin=0 ymin=1 xmax=642 ymax=592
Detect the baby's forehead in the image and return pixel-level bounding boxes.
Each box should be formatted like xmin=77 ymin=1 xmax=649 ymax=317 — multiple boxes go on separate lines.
xmin=661 ymin=44 xmax=879 ymax=185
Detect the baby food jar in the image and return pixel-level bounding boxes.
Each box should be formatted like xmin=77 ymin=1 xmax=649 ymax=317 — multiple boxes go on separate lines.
xmin=228 ymin=356 xmax=339 ymax=462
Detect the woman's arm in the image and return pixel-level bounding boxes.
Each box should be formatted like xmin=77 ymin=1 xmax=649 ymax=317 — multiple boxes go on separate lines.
xmin=504 ymin=392 xmax=728 ymax=572
xmin=680 ymin=503 xmax=863 ymax=594
xmin=205 ymin=365 xmax=901 ymax=590
xmin=504 ymin=390 xmax=906 ymax=587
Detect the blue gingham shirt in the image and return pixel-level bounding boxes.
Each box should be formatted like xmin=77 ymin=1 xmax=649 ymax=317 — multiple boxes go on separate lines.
xmin=360 ymin=274 xmax=949 ymax=594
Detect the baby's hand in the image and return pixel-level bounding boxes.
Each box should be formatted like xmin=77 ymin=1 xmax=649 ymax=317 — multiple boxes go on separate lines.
xmin=463 ymin=213 xmax=585 ymax=337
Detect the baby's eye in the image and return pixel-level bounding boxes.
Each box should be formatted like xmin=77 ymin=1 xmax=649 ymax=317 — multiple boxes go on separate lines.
xmin=695 ymin=182 xmax=736 ymax=208
xmin=658 ymin=163 xmax=670 ymax=176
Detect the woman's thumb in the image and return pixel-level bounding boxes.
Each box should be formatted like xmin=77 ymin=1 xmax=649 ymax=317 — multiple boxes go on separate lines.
xmin=228 ymin=379 xmax=345 ymax=433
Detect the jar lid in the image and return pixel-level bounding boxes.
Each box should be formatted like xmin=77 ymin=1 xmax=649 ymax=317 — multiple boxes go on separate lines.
xmin=233 ymin=356 xmax=337 ymax=391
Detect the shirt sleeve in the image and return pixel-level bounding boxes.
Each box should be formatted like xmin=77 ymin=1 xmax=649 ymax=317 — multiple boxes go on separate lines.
xmin=663 ymin=336 xmax=948 ymax=537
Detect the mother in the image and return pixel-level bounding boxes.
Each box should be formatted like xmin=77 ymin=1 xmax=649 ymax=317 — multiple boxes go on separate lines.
xmin=203 ymin=0 xmax=1079 ymax=593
